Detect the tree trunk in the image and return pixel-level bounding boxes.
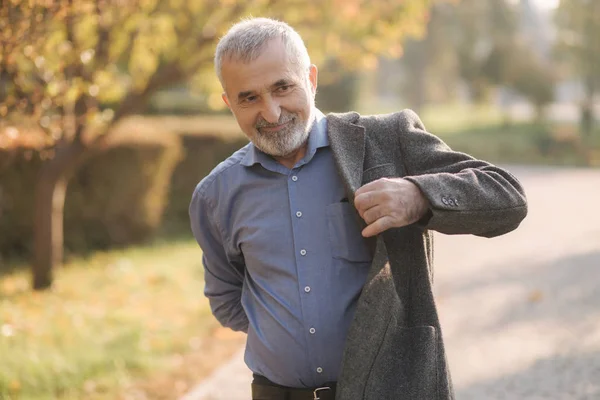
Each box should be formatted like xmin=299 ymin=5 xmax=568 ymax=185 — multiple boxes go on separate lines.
xmin=580 ymin=77 xmax=596 ymax=140
xmin=580 ymin=95 xmax=593 ymax=140
xmin=534 ymin=104 xmax=545 ymax=125
xmin=32 ymin=141 xmax=87 ymax=290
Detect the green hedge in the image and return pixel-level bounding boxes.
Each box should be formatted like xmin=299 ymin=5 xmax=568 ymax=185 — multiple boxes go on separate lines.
xmin=6 ymin=115 xmax=596 ymax=265
xmin=0 ymin=125 xmax=182 ymax=261
xmin=440 ymin=122 xmax=600 ymax=167
xmin=0 ymin=149 xmax=41 ymax=259
xmin=157 ymin=117 xmax=248 ymax=235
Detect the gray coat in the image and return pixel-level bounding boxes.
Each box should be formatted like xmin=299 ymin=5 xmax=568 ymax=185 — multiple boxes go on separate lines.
xmin=326 ymin=110 xmax=528 ymax=400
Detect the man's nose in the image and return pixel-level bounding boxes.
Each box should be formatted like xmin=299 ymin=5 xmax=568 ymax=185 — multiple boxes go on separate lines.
xmin=261 ymin=98 xmax=281 ymax=124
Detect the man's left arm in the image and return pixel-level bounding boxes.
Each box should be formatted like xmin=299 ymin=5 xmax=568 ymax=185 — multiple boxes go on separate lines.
xmin=355 ymin=109 xmax=527 ymax=238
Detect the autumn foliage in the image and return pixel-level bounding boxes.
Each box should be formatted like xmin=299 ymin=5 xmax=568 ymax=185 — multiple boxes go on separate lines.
xmin=0 ymin=0 xmax=432 ymax=289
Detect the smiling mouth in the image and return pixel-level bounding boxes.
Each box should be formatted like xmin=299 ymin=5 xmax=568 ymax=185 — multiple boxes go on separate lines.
xmin=258 ymin=119 xmax=293 ymax=133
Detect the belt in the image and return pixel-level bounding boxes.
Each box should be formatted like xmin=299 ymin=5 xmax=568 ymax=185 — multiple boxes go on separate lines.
xmin=252 ymin=374 xmax=337 ymax=400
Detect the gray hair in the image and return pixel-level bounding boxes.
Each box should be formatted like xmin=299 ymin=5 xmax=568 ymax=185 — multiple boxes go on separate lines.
xmin=214 ymin=18 xmax=311 ymax=85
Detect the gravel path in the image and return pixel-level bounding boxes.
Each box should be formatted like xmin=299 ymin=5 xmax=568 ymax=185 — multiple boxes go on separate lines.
xmin=182 ymin=166 xmax=600 ymax=400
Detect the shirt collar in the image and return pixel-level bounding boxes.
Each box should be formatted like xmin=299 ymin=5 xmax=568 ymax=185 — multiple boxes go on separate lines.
xmin=241 ymin=108 xmax=328 ymax=168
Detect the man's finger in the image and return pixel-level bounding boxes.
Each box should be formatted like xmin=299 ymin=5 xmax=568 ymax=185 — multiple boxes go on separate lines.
xmin=361 ymin=216 xmax=393 ymax=237
xmin=354 ymin=191 xmax=377 ymax=216
xmin=355 ymin=178 xmax=389 ymax=197
xmin=354 ymin=190 xmax=390 ymax=217
xmin=362 ymin=205 xmax=387 ymax=225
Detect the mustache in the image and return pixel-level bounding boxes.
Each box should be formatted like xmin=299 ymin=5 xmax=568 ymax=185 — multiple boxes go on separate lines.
xmin=255 ymin=114 xmax=295 ymax=129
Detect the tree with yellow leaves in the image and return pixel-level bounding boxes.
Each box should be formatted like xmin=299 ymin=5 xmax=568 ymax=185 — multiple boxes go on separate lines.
xmin=0 ymin=0 xmax=432 ymax=290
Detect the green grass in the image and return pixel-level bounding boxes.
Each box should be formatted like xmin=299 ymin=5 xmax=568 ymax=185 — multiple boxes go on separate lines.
xmin=357 ymin=100 xmax=600 ymax=167
xmin=1 ymin=106 xmax=597 ymax=398
xmin=438 ymin=121 xmax=600 ymax=167
xmin=0 ymin=239 xmax=239 ymax=400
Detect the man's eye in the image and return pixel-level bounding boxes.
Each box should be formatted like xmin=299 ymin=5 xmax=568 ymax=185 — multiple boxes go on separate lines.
xmin=245 ymin=95 xmax=258 ymax=103
xmin=276 ymin=85 xmax=291 ymax=93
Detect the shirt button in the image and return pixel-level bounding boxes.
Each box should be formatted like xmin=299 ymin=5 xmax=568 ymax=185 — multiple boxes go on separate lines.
xmin=296 ymin=211 xmax=302 ymax=218
xmin=304 ymin=286 xmax=311 ymax=293
xmin=291 ymin=175 xmax=298 ymax=181
xmin=309 ymin=327 xmax=316 ymax=334
xmin=300 ymin=249 xmax=307 ymax=256
xmin=316 ymin=367 xmax=323 ymax=374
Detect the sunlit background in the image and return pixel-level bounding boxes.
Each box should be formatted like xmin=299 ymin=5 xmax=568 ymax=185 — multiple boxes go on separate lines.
xmin=1 ymin=0 xmax=599 ymax=399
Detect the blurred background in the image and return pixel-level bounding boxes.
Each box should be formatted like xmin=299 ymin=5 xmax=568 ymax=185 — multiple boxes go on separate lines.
xmin=1 ymin=0 xmax=599 ymax=399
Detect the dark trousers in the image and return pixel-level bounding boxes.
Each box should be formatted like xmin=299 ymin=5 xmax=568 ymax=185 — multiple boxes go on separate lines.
xmin=251 ymin=374 xmax=337 ymax=400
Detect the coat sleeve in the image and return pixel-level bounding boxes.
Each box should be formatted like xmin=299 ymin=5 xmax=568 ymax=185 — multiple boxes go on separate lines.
xmin=189 ymin=186 xmax=249 ymax=332
xmin=396 ymin=109 xmax=528 ymax=237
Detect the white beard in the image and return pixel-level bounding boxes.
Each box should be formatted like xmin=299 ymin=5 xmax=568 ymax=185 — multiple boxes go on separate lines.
xmin=252 ymin=108 xmax=314 ymax=157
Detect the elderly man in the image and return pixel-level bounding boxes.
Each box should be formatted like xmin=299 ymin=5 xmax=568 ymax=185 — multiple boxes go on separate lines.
xmin=189 ymin=18 xmax=527 ymax=400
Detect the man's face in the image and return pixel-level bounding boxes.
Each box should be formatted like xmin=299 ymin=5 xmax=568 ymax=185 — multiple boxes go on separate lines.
xmin=220 ymin=39 xmax=318 ymax=157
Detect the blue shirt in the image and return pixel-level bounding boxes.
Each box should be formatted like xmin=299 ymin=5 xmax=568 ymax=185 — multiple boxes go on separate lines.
xmin=189 ymin=110 xmax=373 ymax=387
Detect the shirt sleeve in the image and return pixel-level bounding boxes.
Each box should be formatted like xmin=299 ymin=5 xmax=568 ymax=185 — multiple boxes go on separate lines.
xmin=189 ymin=185 xmax=249 ymax=333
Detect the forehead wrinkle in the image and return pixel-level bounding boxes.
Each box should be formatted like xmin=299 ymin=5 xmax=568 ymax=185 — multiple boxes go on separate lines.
xmin=222 ymin=45 xmax=307 ymax=101
xmin=236 ymin=72 xmax=300 ymax=98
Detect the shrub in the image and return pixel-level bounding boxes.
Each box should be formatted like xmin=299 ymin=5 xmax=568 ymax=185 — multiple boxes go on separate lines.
xmin=0 ymin=121 xmax=182 ymax=262
xmin=142 ymin=116 xmax=248 ymax=235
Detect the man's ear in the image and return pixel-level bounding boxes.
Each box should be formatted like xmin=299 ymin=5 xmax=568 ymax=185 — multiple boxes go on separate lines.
xmin=308 ymin=64 xmax=318 ymax=95
xmin=222 ymin=92 xmax=231 ymax=109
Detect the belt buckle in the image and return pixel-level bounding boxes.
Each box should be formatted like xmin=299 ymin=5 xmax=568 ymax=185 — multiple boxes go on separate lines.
xmin=313 ymin=386 xmax=331 ymax=400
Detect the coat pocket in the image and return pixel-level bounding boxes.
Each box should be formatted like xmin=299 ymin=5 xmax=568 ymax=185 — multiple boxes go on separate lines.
xmin=362 ymin=163 xmax=398 ymax=185
xmin=364 ymin=325 xmax=438 ymax=400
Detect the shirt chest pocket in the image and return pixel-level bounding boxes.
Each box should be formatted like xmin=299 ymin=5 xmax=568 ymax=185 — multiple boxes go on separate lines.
xmin=326 ymin=202 xmax=372 ymax=263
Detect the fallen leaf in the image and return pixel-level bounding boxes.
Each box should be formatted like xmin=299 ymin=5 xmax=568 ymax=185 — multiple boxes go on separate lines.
xmin=528 ymin=290 xmax=544 ymax=303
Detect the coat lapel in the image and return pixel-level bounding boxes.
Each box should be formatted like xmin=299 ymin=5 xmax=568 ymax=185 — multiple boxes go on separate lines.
xmin=326 ymin=112 xmax=365 ymax=200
